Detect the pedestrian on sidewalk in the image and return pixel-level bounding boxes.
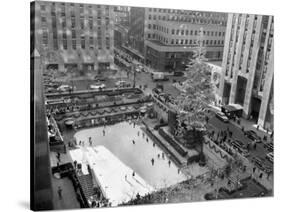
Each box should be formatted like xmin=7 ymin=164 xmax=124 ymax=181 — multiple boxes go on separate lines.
xmin=57 ymin=186 xmax=63 ymax=200
xmin=57 ymin=152 xmax=61 ymax=162
xmin=151 ymin=158 xmax=154 ymax=166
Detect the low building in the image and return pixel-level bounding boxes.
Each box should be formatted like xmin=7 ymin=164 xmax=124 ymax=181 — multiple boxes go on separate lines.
xmin=129 ymin=8 xmax=227 ymax=72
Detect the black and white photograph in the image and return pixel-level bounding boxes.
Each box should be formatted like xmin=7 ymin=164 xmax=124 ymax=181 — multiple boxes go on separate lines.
xmin=30 ymin=0 xmax=274 ymax=211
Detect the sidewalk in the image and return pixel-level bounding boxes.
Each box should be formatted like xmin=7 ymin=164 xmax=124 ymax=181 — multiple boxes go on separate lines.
xmin=52 ymin=176 xmax=80 ymax=210
xmin=208 ymin=104 xmax=273 ymax=141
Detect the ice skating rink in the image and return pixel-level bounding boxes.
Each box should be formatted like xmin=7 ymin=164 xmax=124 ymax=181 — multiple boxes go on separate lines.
xmin=72 ymin=122 xmax=188 ymax=204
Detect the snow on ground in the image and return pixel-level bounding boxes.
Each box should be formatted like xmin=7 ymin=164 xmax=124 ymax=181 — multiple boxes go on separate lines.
xmin=69 ymin=146 xmax=154 ymax=206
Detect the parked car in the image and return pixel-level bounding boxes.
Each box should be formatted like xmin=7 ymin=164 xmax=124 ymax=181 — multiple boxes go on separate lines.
xmin=215 ymin=112 xmax=229 ymax=123
xmin=231 ymin=140 xmax=247 ymax=150
xmin=264 ymin=142 xmax=273 ymax=152
xmin=89 ymin=83 xmax=106 ymax=91
xmin=57 ymin=84 xmax=73 ymax=92
xmin=266 ymin=152 xmax=273 ymax=163
xmin=173 ymin=71 xmax=184 ymax=77
xmin=262 ymin=165 xmax=273 ymax=173
xmin=244 ymin=130 xmax=261 ymax=143
xmin=94 ymin=75 xmax=106 ymax=81
xmin=236 ymin=147 xmax=250 ymax=157
xmin=251 ymin=156 xmax=263 ymax=169
xmin=115 ymin=80 xmax=131 ymax=88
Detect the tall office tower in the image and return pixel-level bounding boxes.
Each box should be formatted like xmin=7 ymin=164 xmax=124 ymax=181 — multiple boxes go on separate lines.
xmin=128 ymin=7 xmax=146 ymax=56
xmin=129 ymin=8 xmax=227 ymax=71
xmin=113 ymin=6 xmax=130 ymax=49
xmin=219 ymin=14 xmax=274 ymax=129
xmin=33 ymin=1 xmax=114 ymax=72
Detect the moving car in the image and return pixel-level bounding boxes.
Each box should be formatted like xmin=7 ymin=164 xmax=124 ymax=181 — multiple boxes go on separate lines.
xmin=266 ymin=152 xmax=273 ymax=163
xmin=244 ymin=130 xmax=261 ymax=143
xmin=215 ymin=111 xmax=229 ymax=123
xmin=152 ymin=72 xmax=169 ymax=82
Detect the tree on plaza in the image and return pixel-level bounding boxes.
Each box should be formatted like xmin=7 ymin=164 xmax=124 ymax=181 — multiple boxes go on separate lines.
xmin=171 ymin=27 xmax=216 ymax=149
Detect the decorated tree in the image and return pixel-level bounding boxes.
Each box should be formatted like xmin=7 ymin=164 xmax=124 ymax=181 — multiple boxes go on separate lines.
xmin=171 ymin=28 xmax=216 ymax=148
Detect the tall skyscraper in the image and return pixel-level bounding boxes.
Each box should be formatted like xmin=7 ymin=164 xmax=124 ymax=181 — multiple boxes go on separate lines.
xmin=129 ymin=8 xmax=227 ymax=71
xmin=219 ymin=14 xmax=274 ymax=129
xmin=33 ymin=1 xmax=114 ymax=72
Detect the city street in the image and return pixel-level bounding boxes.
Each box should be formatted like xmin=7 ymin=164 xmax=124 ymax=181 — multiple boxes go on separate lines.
xmin=207 ymin=113 xmax=273 ymax=169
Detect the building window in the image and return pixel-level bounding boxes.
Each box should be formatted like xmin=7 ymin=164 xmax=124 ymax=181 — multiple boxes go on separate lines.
xmin=72 ymin=40 xmax=76 ymax=50
xmin=89 ymin=17 xmax=93 ymax=30
xmin=40 ymin=5 xmax=46 ymax=11
xmin=185 ymin=30 xmax=188 ymax=35
xmin=42 ymin=29 xmax=48 ymax=47
xmin=190 ymin=30 xmax=193 ymax=35
xmin=53 ymin=39 xmax=58 ymax=50
xmin=185 ymin=39 xmax=188 ymax=44
xmin=148 ymin=24 xmax=151 ymax=29
xmin=71 ymin=17 xmax=76 ymax=28
xmin=63 ymin=40 xmax=67 ymax=49
xmin=80 ymin=17 xmax=84 ymax=29
xmin=171 ymin=39 xmax=174 ymax=44
xmin=171 ymin=29 xmax=175 ymax=35
xmin=71 ymin=30 xmax=76 ymax=39
xmin=106 ymin=37 xmax=110 ymax=49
